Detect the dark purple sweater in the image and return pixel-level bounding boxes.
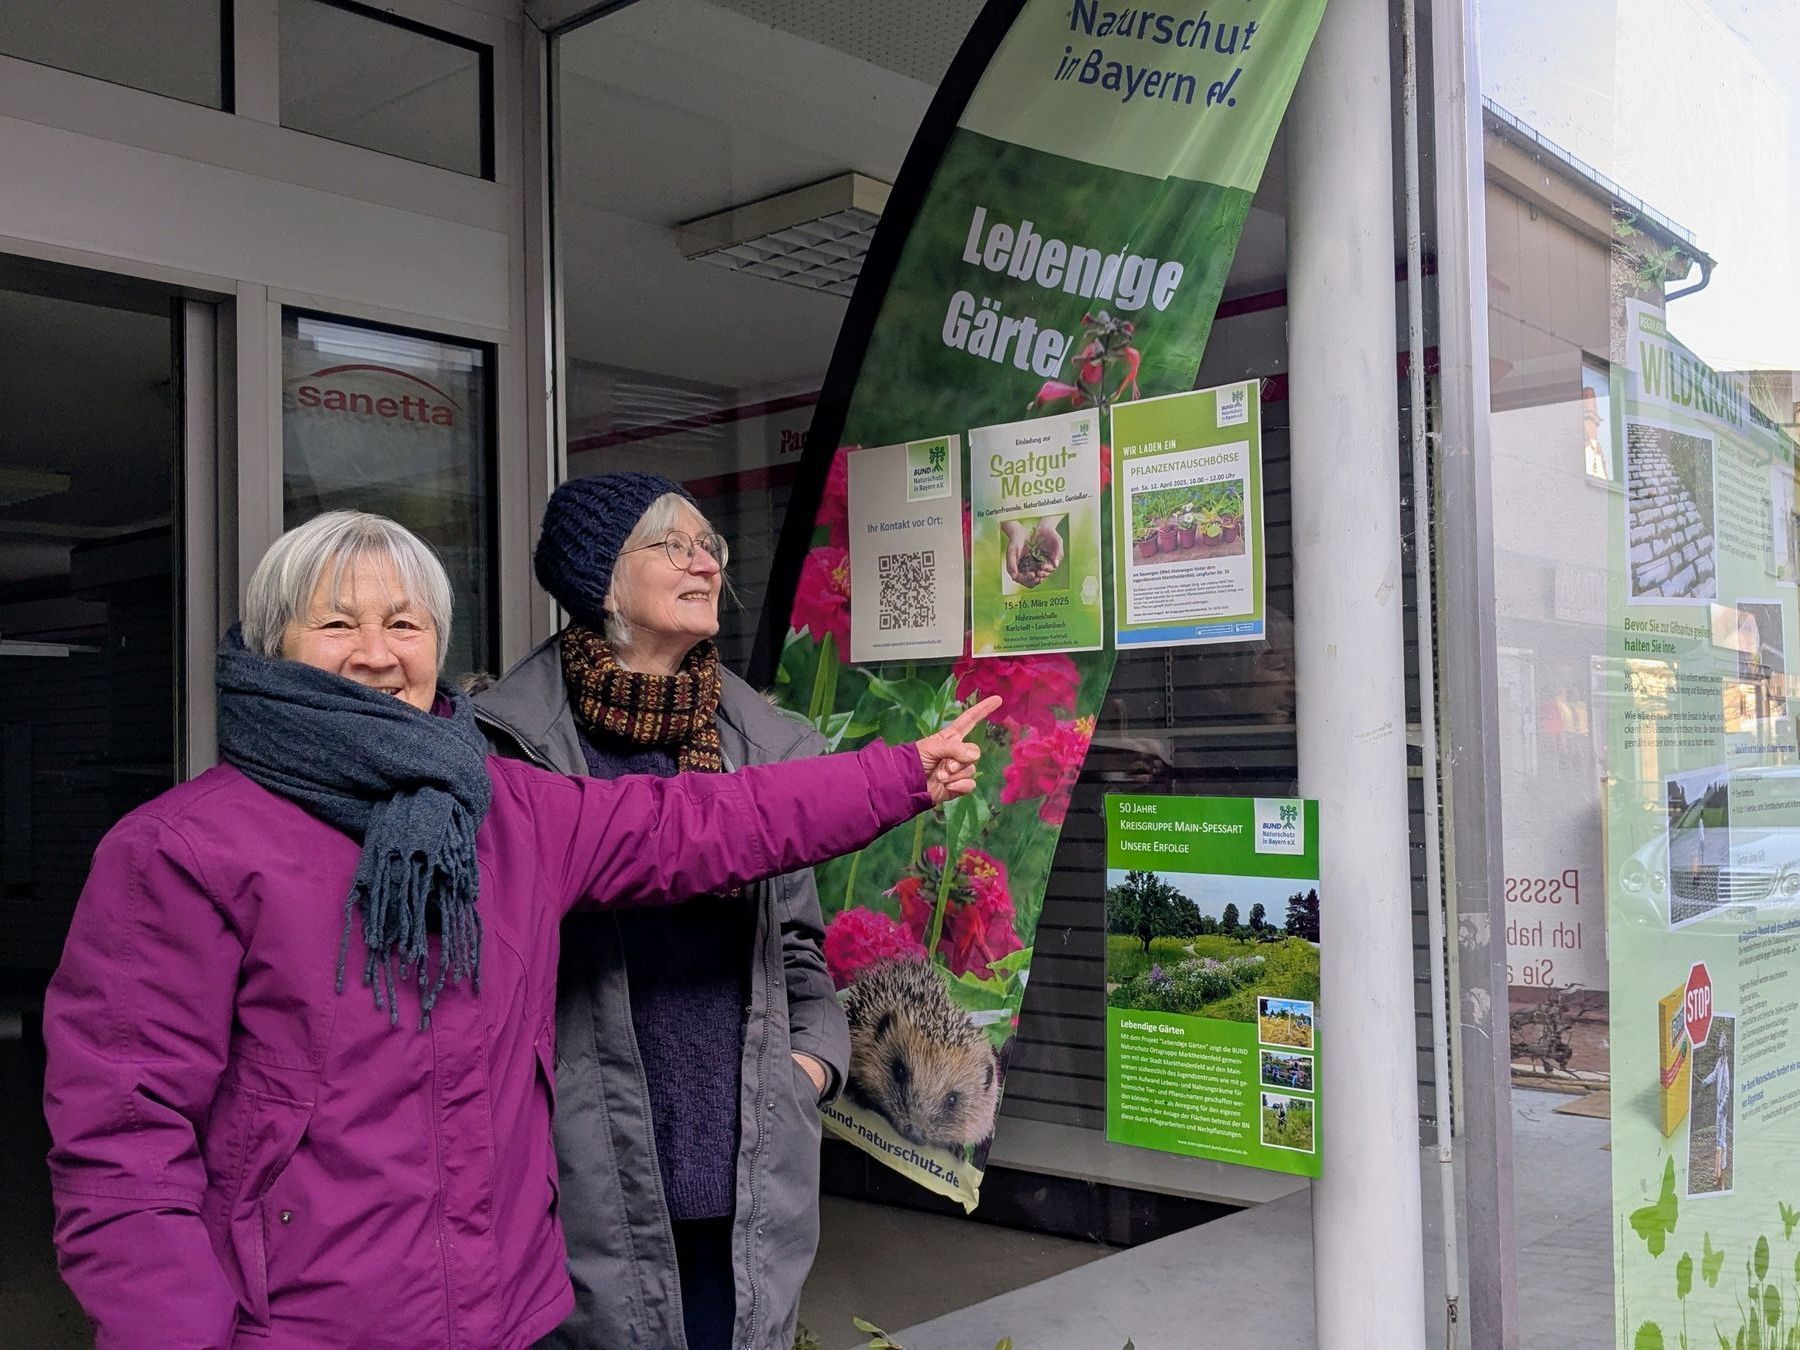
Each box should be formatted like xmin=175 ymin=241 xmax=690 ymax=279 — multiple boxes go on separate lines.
xmin=580 ymin=732 xmax=751 ymax=1222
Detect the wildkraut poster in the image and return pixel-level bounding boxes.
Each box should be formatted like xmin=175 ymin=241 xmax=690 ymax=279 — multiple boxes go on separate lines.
xmin=1607 ymin=297 xmax=1800 ymax=1346
xmin=769 ymin=0 xmax=1325 ymax=1208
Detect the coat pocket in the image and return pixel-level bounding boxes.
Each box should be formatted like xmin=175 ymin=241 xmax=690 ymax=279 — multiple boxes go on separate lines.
xmin=226 ymin=1089 xmax=314 ymax=1335
xmin=534 ymin=1026 xmax=562 ymax=1218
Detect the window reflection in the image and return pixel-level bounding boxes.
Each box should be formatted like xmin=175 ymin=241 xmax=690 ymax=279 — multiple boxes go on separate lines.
xmin=1481 ymin=3 xmax=1800 ymax=1343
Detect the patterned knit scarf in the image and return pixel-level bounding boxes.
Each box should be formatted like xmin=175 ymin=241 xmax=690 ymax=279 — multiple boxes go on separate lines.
xmin=560 ymin=624 xmax=726 ymax=774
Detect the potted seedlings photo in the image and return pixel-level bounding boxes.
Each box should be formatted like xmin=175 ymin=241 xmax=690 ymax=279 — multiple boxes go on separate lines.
xmin=1219 ymin=487 xmax=1244 ymax=544
xmin=1157 ymin=513 xmax=1181 ymax=553
xmin=1177 ymin=506 xmax=1198 ymax=550
xmin=1135 ymin=522 xmax=1159 ymax=561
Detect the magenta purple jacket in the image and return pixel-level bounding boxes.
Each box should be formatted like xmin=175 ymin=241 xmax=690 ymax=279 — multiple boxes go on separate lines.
xmin=43 ymin=740 xmax=928 ymax=1349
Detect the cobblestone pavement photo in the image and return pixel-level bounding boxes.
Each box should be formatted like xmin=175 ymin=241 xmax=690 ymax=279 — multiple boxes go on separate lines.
xmin=1629 ymin=423 xmax=1717 ymax=599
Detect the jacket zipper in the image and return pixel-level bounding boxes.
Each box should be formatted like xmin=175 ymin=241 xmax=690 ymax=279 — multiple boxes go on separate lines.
xmin=725 ymin=739 xmax=771 ymax=1350
xmin=740 ymin=912 xmax=778 ymax=1350
xmin=471 ymin=708 xmax=557 ymax=772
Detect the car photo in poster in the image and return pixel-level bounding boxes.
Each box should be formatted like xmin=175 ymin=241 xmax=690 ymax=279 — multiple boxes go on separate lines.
xmin=1662 ymin=763 xmax=1731 ymax=930
xmin=1103 ymin=794 xmax=1322 ymax=1178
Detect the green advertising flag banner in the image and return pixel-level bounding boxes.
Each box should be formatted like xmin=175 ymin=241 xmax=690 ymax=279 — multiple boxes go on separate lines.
xmin=1608 ymin=297 xmax=1800 ymax=1345
xmin=1112 ymin=381 xmax=1266 ymax=647
xmin=1103 ymin=795 xmax=1322 ymax=1176
xmin=769 ymin=0 xmax=1325 ymax=1208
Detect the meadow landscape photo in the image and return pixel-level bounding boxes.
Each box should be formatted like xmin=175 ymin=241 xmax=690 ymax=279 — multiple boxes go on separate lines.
xmin=1104 ymin=868 xmax=1320 ymax=1021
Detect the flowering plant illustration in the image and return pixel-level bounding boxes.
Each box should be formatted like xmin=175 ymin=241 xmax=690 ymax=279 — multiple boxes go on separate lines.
xmin=775 ymin=447 xmax=1108 ymax=1107
xmin=1028 ymin=310 xmax=1143 ymax=414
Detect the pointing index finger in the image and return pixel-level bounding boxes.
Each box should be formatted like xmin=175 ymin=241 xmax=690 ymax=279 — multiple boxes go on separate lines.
xmin=947 ymin=694 xmax=1003 ymax=738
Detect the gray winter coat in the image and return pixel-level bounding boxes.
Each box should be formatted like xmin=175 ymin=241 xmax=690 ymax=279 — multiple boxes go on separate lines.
xmin=473 ymin=637 xmax=848 ymax=1350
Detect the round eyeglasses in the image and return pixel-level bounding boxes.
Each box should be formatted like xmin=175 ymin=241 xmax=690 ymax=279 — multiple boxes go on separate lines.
xmin=622 ymin=530 xmax=730 ymax=571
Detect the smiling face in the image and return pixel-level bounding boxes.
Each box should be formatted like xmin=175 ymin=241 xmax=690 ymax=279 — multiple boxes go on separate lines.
xmin=606 ymin=499 xmax=724 ymax=673
xmin=280 ymin=553 xmax=440 ymax=711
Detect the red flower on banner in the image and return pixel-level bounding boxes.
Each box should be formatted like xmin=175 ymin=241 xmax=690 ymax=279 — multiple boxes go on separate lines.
xmin=1002 ymin=715 xmax=1097 ymax=825
xmin=890 ymin=846 xmax=1023 ymax=979
xmin=890 ymin=873 xmax=931 ymax=942
xmin=792 ymin=545 xmax=851 ymax=648
xmin=823 ymin=908 xmax=925 ymax=989
xmin=1100 ymin=444 xmax=1112 ymax=491
xmin=814 ymin=447 xmax=852 ymax=548
xmin=952 ymin=653 xmax=1079 ymax=734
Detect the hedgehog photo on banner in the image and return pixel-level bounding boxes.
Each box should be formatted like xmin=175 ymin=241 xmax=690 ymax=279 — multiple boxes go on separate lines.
xmin=763 ymin=0 xmax=1327 ymax=1208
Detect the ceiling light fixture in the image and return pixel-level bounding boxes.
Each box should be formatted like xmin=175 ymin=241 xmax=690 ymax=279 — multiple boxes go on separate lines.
xmin=676 ymin=173 xmax=890 ymax=298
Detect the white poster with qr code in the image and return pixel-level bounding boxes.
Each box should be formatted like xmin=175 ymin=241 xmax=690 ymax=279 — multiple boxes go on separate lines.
xmin=848 ymin=436 xmax=967 ymax=662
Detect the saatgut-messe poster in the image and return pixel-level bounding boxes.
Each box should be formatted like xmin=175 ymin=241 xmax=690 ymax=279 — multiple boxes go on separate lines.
xmin=968 ymin=409 xmax=1105 ymax=655
xmin=1610 ymin=297 xmax=1800 ymax=1346
xmin=768 ymin=0 xmax=1326 ymax=1208
xmin=1103 ymin=795 xmax=1322 ymax=1176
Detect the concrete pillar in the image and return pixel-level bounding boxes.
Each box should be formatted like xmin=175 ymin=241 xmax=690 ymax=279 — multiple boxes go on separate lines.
xmin=1286 ymin=0 xmax=1430 ymax=1345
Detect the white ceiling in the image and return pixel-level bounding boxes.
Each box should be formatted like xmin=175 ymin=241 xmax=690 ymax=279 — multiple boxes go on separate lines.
xmin=556 ymin=0 xmax=944 ymax=406
xmin=555 ymin=0 xmax=1293 ymax=423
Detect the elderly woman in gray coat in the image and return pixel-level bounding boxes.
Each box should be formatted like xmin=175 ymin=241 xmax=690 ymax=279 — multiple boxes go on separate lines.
xmin=476 ymin=474 xmax=838 ymax=1350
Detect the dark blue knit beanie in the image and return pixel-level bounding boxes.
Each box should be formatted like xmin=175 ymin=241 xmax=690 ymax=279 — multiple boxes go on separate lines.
xmin=535 ymin=472 xmax=697 ymax=626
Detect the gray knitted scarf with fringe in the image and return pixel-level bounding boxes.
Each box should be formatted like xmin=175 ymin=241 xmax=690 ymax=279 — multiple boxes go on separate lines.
xmin=215 ymin=626 xmax=493 ymax=1028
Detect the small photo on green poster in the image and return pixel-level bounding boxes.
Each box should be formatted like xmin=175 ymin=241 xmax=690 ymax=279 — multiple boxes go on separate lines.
xmin=1104 ymin=794 xmax=1322 ymax=1177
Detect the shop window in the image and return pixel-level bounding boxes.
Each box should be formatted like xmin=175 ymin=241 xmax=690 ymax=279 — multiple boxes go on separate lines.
xmin=0 ymin=0 xmax=228 ymax=109
xmin=550 ymin=3 xmax=1323 ymax=1341
xmin=1479 ymin=2 xmax=1800 ymax=1343
xmin=280 ymin=311 xmax=495 ymax=679
xmin=278 ymin=0 xmax=492 ymax=178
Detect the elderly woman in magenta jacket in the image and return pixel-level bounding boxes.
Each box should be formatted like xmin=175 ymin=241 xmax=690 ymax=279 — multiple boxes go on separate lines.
xmin=42 ymin=510 xmax=996 ymax=1349
xmin=477 ymin=474 xmax=840 ymax=1350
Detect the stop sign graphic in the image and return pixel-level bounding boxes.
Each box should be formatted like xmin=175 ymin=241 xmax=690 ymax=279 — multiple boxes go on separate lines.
xmin=1684 ymin=963 xmax=1713 ymax=1049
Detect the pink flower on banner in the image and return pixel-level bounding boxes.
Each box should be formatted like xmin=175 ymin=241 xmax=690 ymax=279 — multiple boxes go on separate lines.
xmin=891 ymin=846 xmax=1023 ymax=979
xmin=814 ymin=447 xmax=852 ymax=548
xmin=1002 ymin=716 xmax=1097 ymax=825
xmin=952 ymin=653 xmax=1079 ymax=734
xmin=823 ymin=908 xmax=926 ymax=989
xmin=1100 ymin=444 xmax=1112 ymax=492
xmin=792 ymin=545 xmax=851 ymax=649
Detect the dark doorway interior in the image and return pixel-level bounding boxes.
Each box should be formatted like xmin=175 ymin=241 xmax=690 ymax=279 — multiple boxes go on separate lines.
xmin=0 ymin=255 xmax=184 ymax=1346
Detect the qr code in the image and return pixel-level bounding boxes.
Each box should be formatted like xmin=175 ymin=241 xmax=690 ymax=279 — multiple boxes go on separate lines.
xmin=877 ymin=550 xmax=936 ymax=630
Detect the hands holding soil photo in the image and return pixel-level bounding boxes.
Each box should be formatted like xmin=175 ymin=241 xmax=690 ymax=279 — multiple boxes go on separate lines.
xmin=999 ymin=514 xmax=1067 ymax=589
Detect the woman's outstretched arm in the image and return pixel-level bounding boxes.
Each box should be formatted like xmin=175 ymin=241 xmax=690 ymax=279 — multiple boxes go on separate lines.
xmin=526 ymin=699 xmax=999 ymax=914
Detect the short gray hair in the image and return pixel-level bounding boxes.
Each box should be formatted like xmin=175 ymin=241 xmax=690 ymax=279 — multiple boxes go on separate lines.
xmin=601 ymin=492 xmax=732 ymax=651
xmin=244 ymin=510 xmax=455 ymax=663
